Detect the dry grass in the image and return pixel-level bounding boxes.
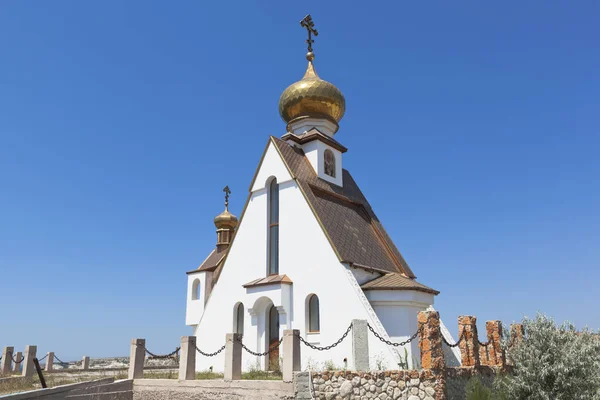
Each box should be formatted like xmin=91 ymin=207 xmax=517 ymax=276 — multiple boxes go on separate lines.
xmin=0 ymin=373 xmax=92 ymax=396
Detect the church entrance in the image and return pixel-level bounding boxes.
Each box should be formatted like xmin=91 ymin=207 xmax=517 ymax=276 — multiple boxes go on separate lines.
xmin=267 ymin=304 xmax=279 ymax=370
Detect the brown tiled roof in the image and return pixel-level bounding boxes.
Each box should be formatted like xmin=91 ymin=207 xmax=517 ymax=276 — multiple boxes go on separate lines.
xmin=281 ymin=128 xmax=348 ymax=153
xmin=361 ymin=273 xmax=439 ymax=295
xmin=271 ymin=136 xmax=416 ymax=278
xmin=243 ymin=274 xmax=293 ymax=288
xmin=196 ymin=247 xmax=227 ymax=272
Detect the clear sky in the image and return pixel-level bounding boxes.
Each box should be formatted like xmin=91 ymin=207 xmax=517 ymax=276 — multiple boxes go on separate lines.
xmin=1 ymin=1 xmax=598 ymax=361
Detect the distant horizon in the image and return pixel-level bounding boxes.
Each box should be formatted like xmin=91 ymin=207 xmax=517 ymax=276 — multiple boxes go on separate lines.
xmin=1 ymin=1 xmax=599 ymax=361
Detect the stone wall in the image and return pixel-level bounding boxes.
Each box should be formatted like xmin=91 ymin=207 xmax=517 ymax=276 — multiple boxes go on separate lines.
xmin=309 ymin=370 xmax=444 ymax=400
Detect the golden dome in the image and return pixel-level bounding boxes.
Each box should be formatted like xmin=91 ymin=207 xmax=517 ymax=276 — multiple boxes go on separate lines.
xmin=279 ymin=53 xmax=345 ymax=127
xmin=214 ymin=208 xmax=238 ymax=230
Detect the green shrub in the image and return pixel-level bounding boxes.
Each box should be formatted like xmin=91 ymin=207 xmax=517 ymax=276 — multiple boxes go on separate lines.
xmin=466 ymin=376 xmax=491 ymax=400
xmin=500 ymin=313 xmax=600 ymax=400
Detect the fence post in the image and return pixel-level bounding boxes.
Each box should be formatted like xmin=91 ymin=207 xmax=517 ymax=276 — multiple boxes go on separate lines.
xmin=351 ymin=319 xmax=369 ymax=371
xmin=418 ymin=310 xmax=447 ymax=400
xmin=128 ymin=339 xmax=145 ymax=379
xmin=458 ymin=316 xmax=480 ymax=367
xmin=22 ymin=345 xmax=37 ymax=377
xmin=282 ymin=330 xmax=300 ymax=382
xmin=82 ymin=356 xmax=90 ymax=370
xmin=224 ymin=333 xmax=242 ymax=381
xmin=179 ymin=336 xmax=196 ymax=380
xmin=13 ymin=352 xmax=22 ymax=373
xmin=479 ymin=321 xmax=505 ymax=368
xmin=45 ymin=352 xmax=54 ymax=372
xmin=1 ymin=347 xmax=14 ymax=375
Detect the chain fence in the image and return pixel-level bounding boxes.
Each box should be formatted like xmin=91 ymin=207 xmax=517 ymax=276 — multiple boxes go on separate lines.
xmin=37 ymin=353 xmax=48 ymax=362
xmin=296 ymin=323 xmax=353 ymax=351
xmin=442 ymin=330 xmax=466 ymax=348
xmin=237 ymin=336 xmax=284 ymax=357
xmin=367 ymin=323 xmax=422 ymax=347
xmin=135 ymin=343 xmax=180 ymax=360
xmin=11 ymin=353 xmax=25 ymax=363
xmin=196 ymin=344 xmax=226 ymax=357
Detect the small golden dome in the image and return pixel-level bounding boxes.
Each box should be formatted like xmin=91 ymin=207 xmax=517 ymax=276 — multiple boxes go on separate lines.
xmin=214 ymin=209 xmax=238 ymax=230
xmin=278 ymin=53 xmax=346 ymax=127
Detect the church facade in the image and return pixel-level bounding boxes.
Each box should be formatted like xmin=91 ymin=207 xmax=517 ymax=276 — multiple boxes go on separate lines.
xmin=185 ymin=20 xmax=456 ymax=372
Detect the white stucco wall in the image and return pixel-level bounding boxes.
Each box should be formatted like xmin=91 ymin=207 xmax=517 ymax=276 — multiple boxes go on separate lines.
xmin=189 ymin=139 xmax=430 ymax=372
xmin=186 ymin=271 xmax=206 ymax=326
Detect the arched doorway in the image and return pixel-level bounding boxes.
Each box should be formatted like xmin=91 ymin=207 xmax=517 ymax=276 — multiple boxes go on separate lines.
xmin=267 ymin=304 xmax=279 ymax=370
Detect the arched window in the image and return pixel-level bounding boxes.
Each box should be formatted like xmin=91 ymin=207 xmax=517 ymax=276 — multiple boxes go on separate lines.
xmin=268 ymin=178 xmax=279 ymax=275
xmin=324 ymin=149 xmax=336 ymax=178
xmin=308 ymin=294 xmax=320 ymax=333
xmin=234 ymin=303 xmax=244 ymax=335
xmin=191 ymin=279 xmax=200 ymax=301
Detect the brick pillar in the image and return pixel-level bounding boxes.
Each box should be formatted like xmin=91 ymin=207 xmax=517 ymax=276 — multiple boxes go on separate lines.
xmin=282 ymin=329 xmax=300 ymax=382
xmin=128 ymin=339 xmax=145 ymax=379
xmin=418 ymin=311 xmax=447 ymax=400
xmin=13 ymin=352 xmax=22 ymax=373
xmin=1 ymin=347 xmax=14 ymax=375
xmin=458 ymin=316 xmax=480 ymax=367
xmin=22 ymin=345 xmax=37 ymax=377
xmin=479 ymin=321 xmax=505 ymax=367
xmin=45 ymin=352 xmax=54 ymax=372
xmin=179 ymin=336 xmax=196 ymax=380
xmin=351 ymin=319 xmax=369 ymax=371
xmin=82 ymin=356 xmax=90 ymax=370
xmin=224 ymin=333 xmax=242 ymax=381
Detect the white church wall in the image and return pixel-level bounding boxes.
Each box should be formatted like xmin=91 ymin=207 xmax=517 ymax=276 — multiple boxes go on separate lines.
xmin=365 ymin=290 xmax=435 ymax=368
xmin=350 ymin=267 xmax=382 ymax=286
xmin=191 ymin=140 xmax=413 ymax=372
xmin=186 ymin=271 xmax=206 ymax=326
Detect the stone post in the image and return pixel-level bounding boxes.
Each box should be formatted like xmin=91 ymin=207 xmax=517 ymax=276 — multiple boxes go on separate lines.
xmin=224 ymin=333 xmax=242 ymax=381
xmin=128 ymin=339 xmax=145 ymax=379
xmin=1 ymin=347 xmax=14 ymax=375
xmin=458 ymin=316 xmax=480 ymax=367
xmin=45 ymin=352 xmax=54 ymax=372
xmin=82 ymin=356 xmax=90 ymax=370
xmin=178 ymin=336 xmax=196 ymax=380
xmin=13 ymin=352 xmax=22 ymax=373
xmin=282 ymin=329 xmax=300 ymax=382
xmin=351 ymin=319 xmax=369 ymax=371
xmin=22 ymin=345 xmax=37 ymax=377
xmin=418 ymin=310 xmax=447 ymax=400
xmin=479 ymin=321 xmax=505 ymax=368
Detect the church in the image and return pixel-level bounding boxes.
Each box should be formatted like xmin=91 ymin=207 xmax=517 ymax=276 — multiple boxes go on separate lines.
xmin=185 ymin=16 xmax=458 ymax=373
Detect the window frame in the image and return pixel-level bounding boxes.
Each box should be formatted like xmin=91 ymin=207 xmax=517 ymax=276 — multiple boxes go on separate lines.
xmin=234 ymin=302 xmax=244 ymax=335
xmin=324 ymin=149 xmax=336 ymax=178
xmin=191 ymin=279 xmax=201 ymax=301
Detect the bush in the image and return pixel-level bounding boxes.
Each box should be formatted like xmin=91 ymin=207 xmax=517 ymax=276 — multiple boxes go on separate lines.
xmin=466 ymin=376 xmax=492 ymax=400
xmin=498 ymin=313 xmax=600 ymax=400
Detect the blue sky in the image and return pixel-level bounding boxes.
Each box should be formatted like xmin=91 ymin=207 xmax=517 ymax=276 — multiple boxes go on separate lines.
xmin=1 ymin=1 xmax=598 ymax=361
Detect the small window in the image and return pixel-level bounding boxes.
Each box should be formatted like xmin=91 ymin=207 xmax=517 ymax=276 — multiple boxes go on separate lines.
xmin=308 ymin=294 xmax=320 ymax=332
xmin=234 ymin=303 xmax=244 ymax=335
xmin=192 ymin=279 xmax=201 ymax=301
xmin=324 ymin=149 xmax=336 ymax=178
xmin=268 ymin=178 xmax=279 ymax=275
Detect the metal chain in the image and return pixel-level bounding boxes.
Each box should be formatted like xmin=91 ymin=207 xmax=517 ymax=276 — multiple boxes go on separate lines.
xmin=196 ymin=344 xmax=226 ymax=357
xmin=11 ymin=354 xmax=25 ymax=363
xmin=367 ymin=323 xmax=422 ymax=347
xmin=478 ymin=339 xmax=493 ymax=347
xmin=140 ymin=345 xmax=180 ymax=359
xmin=53 ymin=355 xmax=68 ymax=365
xmin=296 ymin=323 xmax=352 ymax=351
xmin=442 ymin=330 xmax=466 ymax=348
xmin=37 ymin=354 xmax=48 ymax=362
xmin=237 ymin=336 xmax=284 ymax=357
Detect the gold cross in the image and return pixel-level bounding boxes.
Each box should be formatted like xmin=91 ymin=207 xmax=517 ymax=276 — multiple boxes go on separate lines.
xmin=223 ymin=186 xmax=231 ymax=210
xmin=300 ymin=14 xmax=318 ymax=53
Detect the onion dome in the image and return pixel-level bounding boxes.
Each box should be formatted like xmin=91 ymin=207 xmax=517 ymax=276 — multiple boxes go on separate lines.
xmin=278 ymin=52 xmax=346 ymax=130
xmin=214 ymin=208 xmax=238 ymax=230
